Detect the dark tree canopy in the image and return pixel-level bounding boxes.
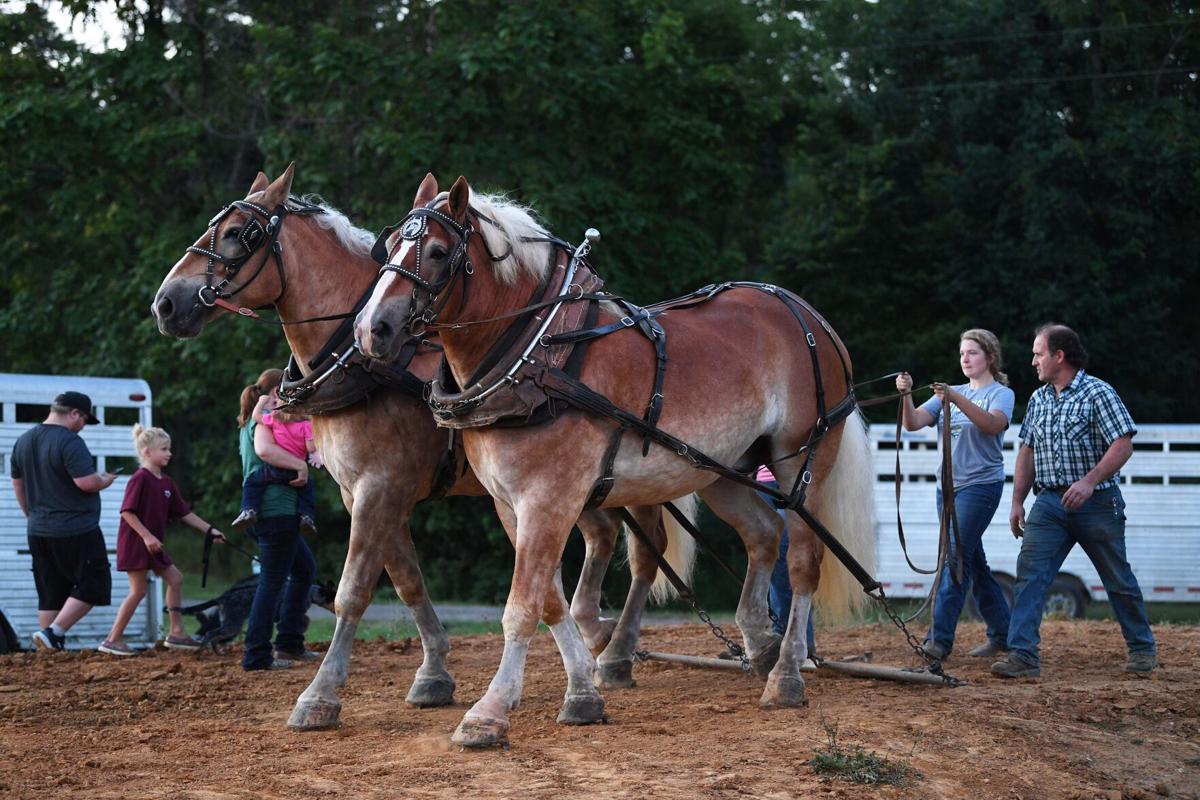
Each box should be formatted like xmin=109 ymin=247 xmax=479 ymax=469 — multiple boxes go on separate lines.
xmin=2 ymin=0 xmax=1196 ymax=602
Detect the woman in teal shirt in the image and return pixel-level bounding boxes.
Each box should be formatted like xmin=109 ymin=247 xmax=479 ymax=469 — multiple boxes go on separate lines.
xmin=237 ymin=368 xmax=317 ymax=671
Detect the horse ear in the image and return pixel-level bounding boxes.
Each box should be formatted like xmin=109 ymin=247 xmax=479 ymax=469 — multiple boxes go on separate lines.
xmin=414 ymin=172 xmax=439 ymax=208
xmin=249 ymin=172 xmax=270 ymax=195
xmin=264 ymin=162 xmax=296 ymax=203
xmin=447 ymin=176 xmax=470 ymax=222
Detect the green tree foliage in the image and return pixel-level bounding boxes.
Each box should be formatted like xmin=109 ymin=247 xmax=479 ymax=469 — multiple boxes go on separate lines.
xmin=1 ymin=0 xmax=1196 ymax=603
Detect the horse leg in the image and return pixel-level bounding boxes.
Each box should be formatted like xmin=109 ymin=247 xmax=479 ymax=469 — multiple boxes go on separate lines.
xmin=595 ymin=505 xmax=663 ymax=689
xmin=289 ymin=486 xmax=398 ymax=730
xmin=546 ymin=564 xmax=608 ymax=725
xmin=764 ymin=425 xmax=853 ymax=708
xmin=699 ymin=478 xmax=785 ymax=677
xmin=452 ymin=501 xmax=604 ymax=747
xmin=388 ymin=545 xmax=456 ymax=707
xmin=571 ymin=509 xmax=622 ymax=655
xmin=761 ymin=524 xmax=820 ymax=708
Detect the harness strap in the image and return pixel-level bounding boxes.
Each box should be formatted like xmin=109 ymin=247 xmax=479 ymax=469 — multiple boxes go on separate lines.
xmin=463 ymin=252 xmax=556 ymax=387
xmin=534 ymin=366 xmax=880 ymax=593
xmin=583 ymin=425 xmax=626 ymax=509
xmin=661 ymin=499 xmax=744 ymax=585
xmin=424 ymin=428 xmax=462 ymax=503
xmin=617 ymin=508 xmax=696 ymax=602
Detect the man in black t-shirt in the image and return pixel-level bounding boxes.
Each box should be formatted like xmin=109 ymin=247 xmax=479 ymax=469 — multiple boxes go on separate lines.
xmin=10 ymin=391 xmax=118 ymax=651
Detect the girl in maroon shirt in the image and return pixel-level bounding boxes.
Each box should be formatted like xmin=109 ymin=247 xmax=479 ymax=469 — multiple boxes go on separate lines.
xmin=99 ymin=425 xmax=226 ymax=656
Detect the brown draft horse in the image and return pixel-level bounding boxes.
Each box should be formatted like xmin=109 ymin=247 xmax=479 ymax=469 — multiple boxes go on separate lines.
xmin=150 ymin=165 xmax=697 ymax=731
xmin=355 ymin=174 xmax=877 ymax=747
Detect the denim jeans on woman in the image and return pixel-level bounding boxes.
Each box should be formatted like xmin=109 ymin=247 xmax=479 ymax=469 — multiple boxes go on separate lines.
xmin=926 ymin=481 xmax=1011 ymax=655
xmin=1007 ymin=486 xmax=1154 ymax=668
xmin=242 ymin=514 xmax=316 ymax=670
xmin=758 ymin=481 xmax=816 ymax=655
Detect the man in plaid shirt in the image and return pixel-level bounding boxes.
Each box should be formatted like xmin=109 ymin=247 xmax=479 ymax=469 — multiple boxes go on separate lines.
xmin=992 ymin=324 xmax=1156 ymax=678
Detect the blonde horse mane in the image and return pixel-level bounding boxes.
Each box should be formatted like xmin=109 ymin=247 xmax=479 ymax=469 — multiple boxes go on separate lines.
xmin=432 ymin=189 xmax=556 ymax=286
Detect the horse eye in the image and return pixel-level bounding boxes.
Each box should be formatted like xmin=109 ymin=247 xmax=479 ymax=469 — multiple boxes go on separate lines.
xmin=427 ymin=244 xmax=448 ymax=260
xmin=224 ymin=226 xmax=242 ymax=240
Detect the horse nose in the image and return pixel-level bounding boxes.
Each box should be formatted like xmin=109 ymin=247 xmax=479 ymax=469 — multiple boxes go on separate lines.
xmin=371 ymin=319 xmax=394 ymax=346
xmin=154 ymin=294 xmax=175 ymax=321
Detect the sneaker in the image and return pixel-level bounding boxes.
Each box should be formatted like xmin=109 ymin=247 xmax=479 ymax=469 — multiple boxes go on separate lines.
xmin=990 ymin=654 xmax=1040 ymax=678
xmin=299 ymin=515 xmax=318 ymax=535
xmin=921 ymin=641 xmax=949 ymax=661
xmin=98 ymin=640 xmax=135 ymax=657
xmin=244 ymin=657 xmax=293 ymax=672
xmin=164 ymin=634 xmax=202 ymax=651
xmin=966 ymin=639 xmax=1009 ymax=658
xmin=231 ymin=509 xmax=258 ymax=530
xmin=1123 ymin=652 xmax=1157 ymax=674
xmin=275 ymin=647 xmax=320 ymax=662
xmin=32 ymin=627 xmax=65 ymax=652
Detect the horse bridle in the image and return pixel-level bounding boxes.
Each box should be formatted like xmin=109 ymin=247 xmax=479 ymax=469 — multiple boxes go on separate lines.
xmin=187 ymin=198 xmax=320 ymax=312
xmin=373 ymin=203 xmax=478 ymax=331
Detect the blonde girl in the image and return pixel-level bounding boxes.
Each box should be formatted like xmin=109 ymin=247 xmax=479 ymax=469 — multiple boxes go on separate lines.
xmin=99 ymin=425 xmax=225 ymax=656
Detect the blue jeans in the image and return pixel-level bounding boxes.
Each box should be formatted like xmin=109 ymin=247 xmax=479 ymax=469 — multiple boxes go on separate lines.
xmin=1007 ymin=486 xmax=1154 ymax=667
xmin=759 ymin=482 xmax=817 ymax=654
xmin=242 ymin=515 xmax=316 ymax=669
xmin=925 ymin=481 xmax=1011 ymax=654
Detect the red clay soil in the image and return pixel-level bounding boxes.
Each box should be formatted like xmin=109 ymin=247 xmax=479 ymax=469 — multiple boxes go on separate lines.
xmin=1 ymin=620 xmax=1197 ymax=800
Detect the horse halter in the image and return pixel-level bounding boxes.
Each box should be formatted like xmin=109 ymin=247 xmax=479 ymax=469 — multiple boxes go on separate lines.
xmin=373 ymin=204 xmax=476 ymax=330
xmin=187 ymin=198 xmax=314 ymax=311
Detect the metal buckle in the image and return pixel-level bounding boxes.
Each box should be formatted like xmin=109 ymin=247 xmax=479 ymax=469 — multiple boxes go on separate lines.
xmin=620 ymin=316 xmax=635 ymax=327
xmin=806 ymin=332 xmax=817 ymax=347
xmin=197 ymin=285 xmax=218 ymax=307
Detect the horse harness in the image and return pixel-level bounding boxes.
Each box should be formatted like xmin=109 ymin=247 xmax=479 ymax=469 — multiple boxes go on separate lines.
xmin=376 ymin=202 xmax=877 ymax=594
xmin=187 ymin=197 xmax=323 ymax=316
xmin=186 ymin=194 xmax=463 ymax=503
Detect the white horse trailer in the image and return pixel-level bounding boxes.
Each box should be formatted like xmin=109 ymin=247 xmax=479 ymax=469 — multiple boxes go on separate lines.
xmin=871 ymin=423 xmax=1200 ymax=617
xmin=1 ymin=373 xmax=161 ymax=650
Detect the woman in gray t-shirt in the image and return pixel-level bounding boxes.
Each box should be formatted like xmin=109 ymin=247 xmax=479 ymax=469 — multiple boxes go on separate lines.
xmin=896 ymin=328 xmax=1015 ymax=662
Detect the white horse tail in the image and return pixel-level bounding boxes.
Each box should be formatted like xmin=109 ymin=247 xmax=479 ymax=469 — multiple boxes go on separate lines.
xmin=646 ymin=494 xmax=699 ymax=605
xmin=812 ymin=410 xmax=878 ymax=621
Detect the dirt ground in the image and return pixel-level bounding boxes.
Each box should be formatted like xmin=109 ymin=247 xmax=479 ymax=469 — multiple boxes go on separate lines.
xmin=0 ymin=620 xmax=1197 ymax=800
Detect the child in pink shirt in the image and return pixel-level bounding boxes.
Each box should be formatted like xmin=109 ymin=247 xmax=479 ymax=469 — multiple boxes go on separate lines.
xmin=231 ymin=396 xmax=319 ymax=534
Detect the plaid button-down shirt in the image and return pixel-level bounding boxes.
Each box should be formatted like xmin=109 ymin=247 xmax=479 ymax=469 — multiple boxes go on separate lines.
xmin=1018 ymin=370 xmax=1136 ymax=491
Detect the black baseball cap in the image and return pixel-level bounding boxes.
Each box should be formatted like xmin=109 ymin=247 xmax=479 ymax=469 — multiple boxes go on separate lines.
xmin=54 ymin=391 xmax=100 ymax=424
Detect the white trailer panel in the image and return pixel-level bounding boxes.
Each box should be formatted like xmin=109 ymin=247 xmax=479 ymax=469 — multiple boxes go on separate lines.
xmin=871 ymin=423 xmax=1200 ymax=615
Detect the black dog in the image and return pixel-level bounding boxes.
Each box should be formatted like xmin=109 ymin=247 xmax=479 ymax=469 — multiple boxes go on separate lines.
xmin=175 ymin=576 xmax=337 ymax=653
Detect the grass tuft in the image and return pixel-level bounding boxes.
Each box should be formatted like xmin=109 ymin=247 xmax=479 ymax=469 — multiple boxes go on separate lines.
xmin=809 ymin=719 xmax=920 ymax=787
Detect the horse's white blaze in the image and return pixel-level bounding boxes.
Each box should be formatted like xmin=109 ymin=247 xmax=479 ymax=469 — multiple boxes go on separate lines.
xmin=358 ymin=239 xmax=413 ymax=354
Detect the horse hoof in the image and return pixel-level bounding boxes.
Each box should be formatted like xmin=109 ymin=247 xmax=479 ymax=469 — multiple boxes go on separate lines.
xmin=759 ymin=674 xmax=807 ymax=709
xmin=451 ymin=715 xmax=510 ymax=748
xmin=585 ymin=618 xmax=620 ymax=656
xmin=405 ymin=675 xmax=456 ymax=708
xmin=595 ymin=659 xmax=636 ymax=690
xmin=557 ymin=693 xmax=607 ymax=725
xmin=287 ymin=698 xmax=342 ymax=730
xmin=751 ymin=637 xmax=782 ymax=678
